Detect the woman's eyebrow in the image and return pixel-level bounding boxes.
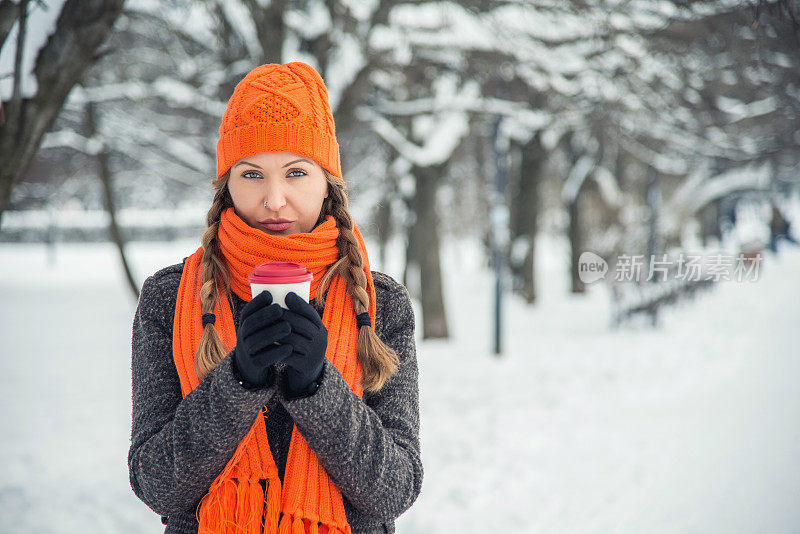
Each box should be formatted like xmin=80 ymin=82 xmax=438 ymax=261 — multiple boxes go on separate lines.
xmin=234 ymin=160 xmax=262 ymax=169
xmin=282 ymin=158 xmax=313 ymax=167
xmin=233 ymin=158 xmax=312 ymax=169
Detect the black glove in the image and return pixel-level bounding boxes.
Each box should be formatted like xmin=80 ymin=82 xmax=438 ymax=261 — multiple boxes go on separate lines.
xmin=280 ymin=291 xmax=329 ymax=395
xmin=233 ymin=290 xmax=293 ymax=389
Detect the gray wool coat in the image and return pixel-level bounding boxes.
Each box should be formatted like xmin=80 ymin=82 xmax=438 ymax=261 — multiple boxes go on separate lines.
xmin=128 ymin=259 xmax=422 ymax=533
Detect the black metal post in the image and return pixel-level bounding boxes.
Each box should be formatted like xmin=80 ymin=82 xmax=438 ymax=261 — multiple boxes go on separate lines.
xmin=491 ymin=115 xmax=509 ymax=355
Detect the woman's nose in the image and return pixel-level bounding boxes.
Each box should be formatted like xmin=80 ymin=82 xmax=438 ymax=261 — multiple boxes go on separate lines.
xmin=262 ymin=183 xmax=287 ymax=211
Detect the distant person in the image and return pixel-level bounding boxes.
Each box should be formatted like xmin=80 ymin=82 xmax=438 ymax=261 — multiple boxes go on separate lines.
xmin=770 ymin=202 xmax=798 ymax=252
xmin=128 ymin=62 xmax=422 ymax=533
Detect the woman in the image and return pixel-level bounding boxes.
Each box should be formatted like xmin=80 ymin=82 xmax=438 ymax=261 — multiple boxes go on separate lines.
xmin=129 ymin=62 xmax=422 ymax=534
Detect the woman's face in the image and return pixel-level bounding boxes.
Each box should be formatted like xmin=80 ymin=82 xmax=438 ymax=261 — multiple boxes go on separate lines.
xmin=227 ymin=151 xmax=329 ymax=236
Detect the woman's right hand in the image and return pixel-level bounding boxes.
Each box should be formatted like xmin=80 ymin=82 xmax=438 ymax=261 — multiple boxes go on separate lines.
xmin=233 ymin=290 xmax=293 ymax=388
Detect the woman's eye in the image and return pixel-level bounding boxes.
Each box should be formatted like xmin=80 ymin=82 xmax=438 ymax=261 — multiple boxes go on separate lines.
xmin=242 ymin=169 xmax=306 ymax=179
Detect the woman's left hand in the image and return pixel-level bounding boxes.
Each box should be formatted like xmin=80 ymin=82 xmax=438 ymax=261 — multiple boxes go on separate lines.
xmin=281 ymin=291 xmax=329 ymax=393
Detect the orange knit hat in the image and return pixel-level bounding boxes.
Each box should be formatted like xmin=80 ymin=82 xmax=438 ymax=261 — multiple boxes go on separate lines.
xmin=215 ymin=62 xmax=342 ymax=180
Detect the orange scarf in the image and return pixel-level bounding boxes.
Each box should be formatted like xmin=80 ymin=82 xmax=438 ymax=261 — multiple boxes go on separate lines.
xmin=172 ymin=206 xmax=376 ymax=533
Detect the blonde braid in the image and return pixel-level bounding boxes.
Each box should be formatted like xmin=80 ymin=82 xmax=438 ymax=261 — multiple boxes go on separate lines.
xmin=195 ymin=171 xmax=234 ymax=379
xmin=316 ymin=169 xmax=400 ymax=393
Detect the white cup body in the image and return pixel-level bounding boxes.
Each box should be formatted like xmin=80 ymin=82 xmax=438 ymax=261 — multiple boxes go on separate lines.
xmin=250 ymin=281 xmax=311 ymax=309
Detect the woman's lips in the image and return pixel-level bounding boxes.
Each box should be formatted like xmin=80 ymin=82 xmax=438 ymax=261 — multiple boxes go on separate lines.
xmin=260 ymin=221 xmax=294 ymax=231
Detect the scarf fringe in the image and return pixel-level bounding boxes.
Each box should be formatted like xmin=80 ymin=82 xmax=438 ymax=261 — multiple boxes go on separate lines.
xmin=197 ymin=476 xmax=270 ymax=533
xmin=263 ymin=476 xmax=282 ymax=532
xmin=276 ymin=512 xmax=350 ymax=534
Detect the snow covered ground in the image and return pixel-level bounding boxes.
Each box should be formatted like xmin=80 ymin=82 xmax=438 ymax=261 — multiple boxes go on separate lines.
xmin=1 ymin=231 xmax=798 ymax=533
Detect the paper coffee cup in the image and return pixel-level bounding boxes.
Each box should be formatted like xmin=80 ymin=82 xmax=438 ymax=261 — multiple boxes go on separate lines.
xmin=247 ymin=261 xmax=313 ymax=309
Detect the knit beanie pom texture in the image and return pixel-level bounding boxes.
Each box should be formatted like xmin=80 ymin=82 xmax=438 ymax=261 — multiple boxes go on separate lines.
xmin=216 ymin=62 xmax=341 ymax=180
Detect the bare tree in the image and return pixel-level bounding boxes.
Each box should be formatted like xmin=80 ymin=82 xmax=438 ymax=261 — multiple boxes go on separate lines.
xmin=85 ymin=99 xmax=139 ymax=298
xmin=0 ymin=0 xmax=125 ymax=225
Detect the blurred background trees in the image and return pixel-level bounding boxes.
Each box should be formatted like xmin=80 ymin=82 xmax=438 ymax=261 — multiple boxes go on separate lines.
xmin=1 ymin=0 xmax=797 ymax=337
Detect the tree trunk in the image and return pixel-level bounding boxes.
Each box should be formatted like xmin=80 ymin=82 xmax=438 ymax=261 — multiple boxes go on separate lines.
xmin=0 ymin=0 xmax=21 ymax=47
xmin=568 ymin=196 xmax=586 ymax=293
xmin=563 ymin=131 xmax=588 ymax=294
xmin=243 ymin=0 xmax=285 ymax=63
xmin=374 ymin=187 xmax=393 ymax=270
xmin=0 ymin=0 xmax=125 ymax=226
xmin=700 ymin=199 xmax=721 ymax=247
xmin=508 ymin=132 xmax=543 ymax=303
xmin=86 ymin=101 xmax=139 ymax=300
xmin=407 ymin=163 xmax=449 ymax=339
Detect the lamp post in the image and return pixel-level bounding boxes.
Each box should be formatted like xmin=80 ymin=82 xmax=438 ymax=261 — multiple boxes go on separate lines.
xmin=490 ymin=115 xmax=510 ymax=355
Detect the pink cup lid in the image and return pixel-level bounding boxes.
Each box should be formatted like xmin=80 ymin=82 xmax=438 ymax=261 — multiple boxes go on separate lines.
xmin=247 ymin=262 xmax=313 ymax=285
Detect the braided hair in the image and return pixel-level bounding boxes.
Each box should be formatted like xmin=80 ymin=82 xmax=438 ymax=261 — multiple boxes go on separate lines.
xmin=194 ymin=169 xmax=400 ymax=393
